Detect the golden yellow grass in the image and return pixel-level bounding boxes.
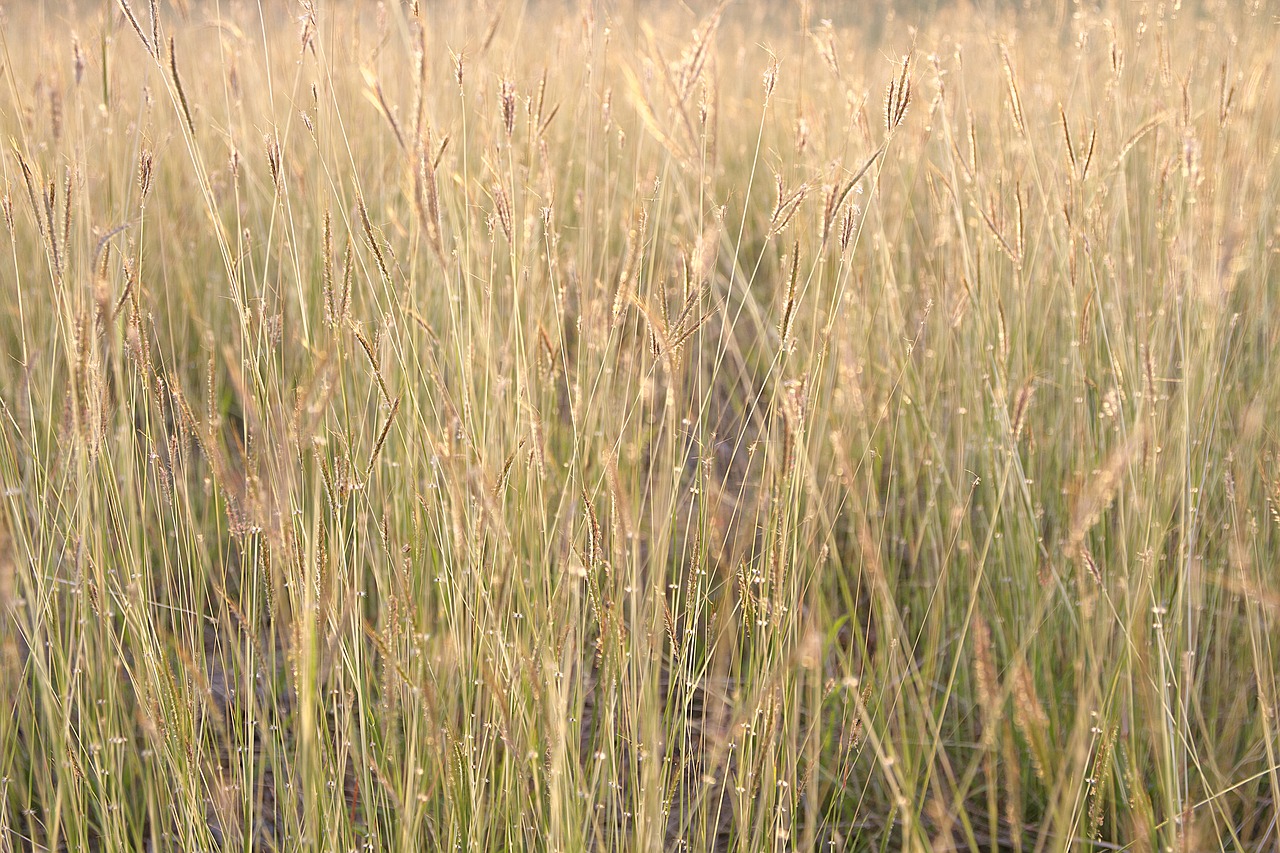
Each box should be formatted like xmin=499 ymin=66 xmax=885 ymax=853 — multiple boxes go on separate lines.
xmin=0 ymin=0 xmax=1278 ymax=850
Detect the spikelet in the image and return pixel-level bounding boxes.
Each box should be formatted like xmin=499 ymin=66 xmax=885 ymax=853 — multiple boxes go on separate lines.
xmin=366 ymin=394 xmax=400 ymax=480
xmin=884 ymin=54 xmax=912 ymax=134
xmin=357 ymin=193 xmax=391 ymax=282
xmin=768 ymin=175 xmax=808 ymax=239
xmin=117 ymin=0 xmax=157 ymax=58
xmin=1011 ymin=378 xmax=1035 ymax=441
xmin=353 ymin=325 xmax=391 ymax=405
xmin=169 ymin=37 xmax=195 ymax=134
xmin=1010 ymin=659 xmax=1050 ymax=781
xmin=970 ymin=615 xmax=999 ymax=738
xmin=1068 ymin=431 xmax=1143 ymax=557
xmin=500 ymin=79 xmax=517 ymax=137
xmin=763 ymin=52 xmax=778 ymax=103
xmin=492 ymin=182 xmax=513 ymax=245
xmin=1000 ymin=45 xmax=1025 ymax=137
xmin=778 ymin=241 xmax=801 ymax=345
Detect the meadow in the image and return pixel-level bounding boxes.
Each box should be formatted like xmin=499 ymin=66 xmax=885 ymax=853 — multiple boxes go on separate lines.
xmin=1 ymin=0 xmax=1279 ymax=849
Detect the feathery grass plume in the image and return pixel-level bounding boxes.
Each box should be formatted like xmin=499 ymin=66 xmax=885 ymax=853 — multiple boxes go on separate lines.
xmin=1078 ymin=282 xmax=1097 ymax=347
xmin=1107 ymin=22 xmax=1125 ymax=80
xmin=621 ymin=63 xmax=692 ymax=164
xmin=581 ymin=486 xmax=602 ymax=571
xmin=970 ymin=615 xmax=999 ymax=738
xmin=362 ymin=69 xmax=406 ymax=151
xmin=611 ymin=219 xmax=641 ymax=328
xmin=491 ymin=182 xmax=513 ymax=246
xmin=976 ymin=192 xmax=1022 ymax=269
xmin=811 ymin=21 xmax=839 ymax=79
xmin=353 ymin=325 xmax=391 ymax=405
xmin=531 ymin=68 xmax=548 ymax=132
xmin=1080 ymin=547 xmax=1103 ymax=586
xmin=117 ymin=0 xmax=156 ymax=58
xmin=964 ymin=107 xmax=979 ymax=177
xmin=1068 ymin=430 xmax=1144 ymax=557
xmin=639 ymin=286 xmax=663 ymax=358
xmin=40 ymin=176 xmax=65 ymax=280
xmin=413 ymin=134 xmax=448 ymax=265
xmin=1000 ymin=44 xmax=1025 ymax=137
xmin=298 ymin=1 xmax=318 ymax=55
xmin=493 ymin=442 xmax=523 ymax=499
xmin=322 ymin=208 xmax=336 ymax=328
xmin=1088 ymin=725 xmax=1118 ymax=839
xmin=47 ymin=85 xmax=63 ymax=143
xmin=604 ymin=452 xmax=632 ymax=546
xmin=839 ymin=205 xmax=855 ymax=254
xmin=137 ymin=148 xmax=154 ymax=201
xmin=1010 ymin=378 xmax=1035 ymax=442
xmin=500 ymin=79 xmax=517 ymax=137
xmin=169 ymin=38 xmax=195 ymax=134
xmin=778 ymin=240 xmax=801 ymax=345
xmin=677 ymin=1 xmax=727 ymax=103
xmin=762 ymin=51 xmax=778 ymax=103
xmin=59 ymin=169 xmax=72 ymax=277
xmin=366 ymin=396 xmax=401 ymax=479
xmin=1218 ymin=60 xmax=1237 ymax=127
xmin=265 ymin=133 xmax=282 ymax=188
xmin=767 ymin=176 xmax=807 ymax=240
xmin=477 ymin=7 xmax=503 ymax=56
xmin=528 ymin=403 xmax=546 ymax=480
xmin=1059 ymin=105 xmax=1078 ymax=176
xmin=1080 ymin=123 xmax=1097 ymax=181
xmin=825 ymin=146 xmax=880 ymax=247
xmin=1010 ymin=659 xmax=1050 ymax=782
xmin=356 ymin=193 xmax=391 ymax=282
xmin=338 ymin=238 xmax=354 ymax=324
xmin=819 ymin=183 xmax=841 ymax=248
xmin=1107 ymin=111 xmax=1172 ymax=177
xmin=665 ymin=296 xmax=714 ymax=354
xmin=13 ymin=149 xmax=43 ymax=239
xmin=699 ymin=78 xmax=720 ymax=173
xmin=72 ymin=34 xmax=86 ymax=85
xmin=534 ymin=322 xmax=557 ymax=378
xmin=884 ymin=53 xmax=912 ymax=134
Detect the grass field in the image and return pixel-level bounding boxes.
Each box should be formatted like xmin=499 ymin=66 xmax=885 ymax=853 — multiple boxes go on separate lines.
xmin=1 ymin=0 xmax=1279 ymax=850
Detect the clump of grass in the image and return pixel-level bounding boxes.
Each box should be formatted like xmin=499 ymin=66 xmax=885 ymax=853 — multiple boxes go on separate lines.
xmin=1 ymin=1 xmax=1278 ymax=851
